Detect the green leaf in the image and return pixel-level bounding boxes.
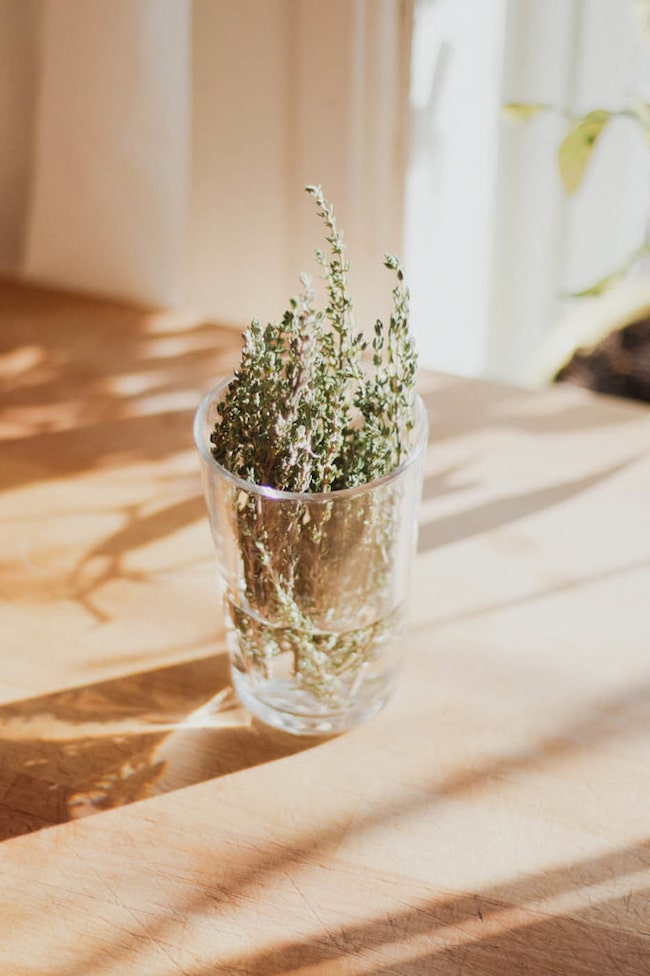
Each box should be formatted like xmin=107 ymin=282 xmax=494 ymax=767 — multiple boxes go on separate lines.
xmin=570 ymin=239 xmax=650 ymax=297
xmin=570 ymin=270 xmax=623 ymax=298
xmin=502 ymin=102 xmax=550 ymax=123
xmin=558 ymin=110 xmax=611 ymax=193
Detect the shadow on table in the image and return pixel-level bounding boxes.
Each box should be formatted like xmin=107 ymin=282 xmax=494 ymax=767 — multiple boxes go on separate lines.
xmin=3 ymin=286 xmax=649 ymax=972
xmin=418 ymin=459 xmax=631 ymax=554
xmin=54 ymin=671 xmax=650 ymax=974
xmin=209 ymin=841 xmax=650 ymax=975
xmin=51 ymin=839 xmax=650 ymax=975
xmin=420 ymin=373 xmax=646 ymax=442
xmin=55 ymin=841 xmax=650 ymax=974
xmin=0 ymin=279 xmax=241 ymax=494
xmin=0 ymin=652 xmax=323 ymax=841
xmin=207 ymin=676 xmax=640 ymax=973
xmin=416 ymin=374 xmax=641 ymax=555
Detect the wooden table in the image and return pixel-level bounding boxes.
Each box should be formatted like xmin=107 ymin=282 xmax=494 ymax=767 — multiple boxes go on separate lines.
xmin=1 ymin=280 xmax=649 ymax=974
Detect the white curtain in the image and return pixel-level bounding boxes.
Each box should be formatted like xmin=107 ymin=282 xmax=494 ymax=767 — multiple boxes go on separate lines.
xmin=2 ymin=0 xmax=411 ymax=328
xmin=23 ymin=0 xmax=190 ymax=307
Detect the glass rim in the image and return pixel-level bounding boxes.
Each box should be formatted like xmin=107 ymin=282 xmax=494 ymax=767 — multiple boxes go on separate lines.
xmin=194 ymin=374 xmax=429 ymax=503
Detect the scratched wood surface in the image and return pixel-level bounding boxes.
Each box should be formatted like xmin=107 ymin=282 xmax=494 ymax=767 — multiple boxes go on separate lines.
xmin=1 ymin=279 xmax=649 ymax=975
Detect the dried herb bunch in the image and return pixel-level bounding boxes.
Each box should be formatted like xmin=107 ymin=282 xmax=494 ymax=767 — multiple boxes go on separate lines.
xmin=208 ymin=186 xmax=420 ymax=709
xmin=211 ymin=185 xmax=417 ymax=492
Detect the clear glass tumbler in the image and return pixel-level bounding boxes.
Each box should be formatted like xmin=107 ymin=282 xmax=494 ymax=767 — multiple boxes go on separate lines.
xmin=194 ymin=377 xmax=428 ymax=735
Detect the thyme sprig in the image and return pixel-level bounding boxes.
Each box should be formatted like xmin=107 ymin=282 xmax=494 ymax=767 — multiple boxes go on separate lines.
xmin=211 ymin=185 xmax=417 ymax=492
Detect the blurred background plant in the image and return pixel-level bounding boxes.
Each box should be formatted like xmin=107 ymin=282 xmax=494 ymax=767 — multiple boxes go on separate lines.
xmin=502 ymin=0 xmax=650 ymax=400
xmin=504 ymin=96 xmax=650 ymax=299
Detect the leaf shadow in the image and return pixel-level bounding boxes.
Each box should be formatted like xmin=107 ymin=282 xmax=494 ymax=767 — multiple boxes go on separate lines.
xmin=196 ymin=664 xmax=649 ymax=972
xmin=68 ymin=494 xmax=209 ymax=621
xmin=415 ymin=556 xmax=649 ymax=632
xmin=418 ymin=460 xmax=630 ymax=553
xmin=0 ymin=280 xmax=241 ymax=493
xmin=0 ymin=652 xmax=323 ymax=841
xmin=55 ymin=660 xmax=650 ymax=976
xmin=420 ymin=374 xmax=645 ymax=443
xmin=215 ymin=861 xmax=650 ymax=976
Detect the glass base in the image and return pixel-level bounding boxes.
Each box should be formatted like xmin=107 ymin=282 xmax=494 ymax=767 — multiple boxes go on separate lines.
xmin=231 ymin=665 xmax=399 ymax=736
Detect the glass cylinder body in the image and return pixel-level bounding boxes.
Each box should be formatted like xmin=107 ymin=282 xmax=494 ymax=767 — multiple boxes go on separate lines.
xmin=194 ymin=377 xmax=428 ymax=735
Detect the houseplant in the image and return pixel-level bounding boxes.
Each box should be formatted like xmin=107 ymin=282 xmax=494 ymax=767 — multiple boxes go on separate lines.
xmin=504 ymin=15 xmax=650 ymax=400
xmin=194 ymin=186 xmax=427 ymax=735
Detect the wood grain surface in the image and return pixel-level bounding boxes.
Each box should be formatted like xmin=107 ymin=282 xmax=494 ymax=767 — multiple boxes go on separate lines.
xmin=1 ymin=280 xmax=649 ymax=974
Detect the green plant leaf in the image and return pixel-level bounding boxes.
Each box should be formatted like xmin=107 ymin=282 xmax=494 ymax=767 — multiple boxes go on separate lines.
xmin=502 ymin=102 xmax=550 ymax=123
xmin=571 ymin=238 xmax=650 ymax=297
xmin=558 ymin=110 xmax=611 ymax=193
xmin=570 ymin=270 xmax=623 ymax=298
